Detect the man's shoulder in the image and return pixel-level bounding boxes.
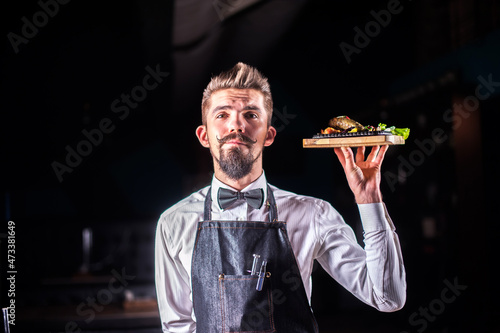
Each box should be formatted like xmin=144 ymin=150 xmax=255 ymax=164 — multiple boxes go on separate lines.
xmin=158 ymin=186 xmax=209 ymax=223
xmin=156 ymin=186 xmax=209 ymax=250
xmin=269 ymin=184 xmax=343 ymax=227
xmin=269 ymin=184 xmax=329 ymax=208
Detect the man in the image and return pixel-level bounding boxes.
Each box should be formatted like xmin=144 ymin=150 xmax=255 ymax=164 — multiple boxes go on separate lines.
xmin=155 ymin=62 xmax=406 ymax=332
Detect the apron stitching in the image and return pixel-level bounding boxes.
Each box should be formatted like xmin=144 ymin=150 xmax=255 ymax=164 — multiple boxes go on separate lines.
xmin=280 ymin=229 xmax=320 ymax=332
xmin=191 ymin=225 xmax=205 ymax=261
xmin=267 ymin=288 xmax=275 ymax=330
xmin=219 ymin=277 xmax=225 ymax=333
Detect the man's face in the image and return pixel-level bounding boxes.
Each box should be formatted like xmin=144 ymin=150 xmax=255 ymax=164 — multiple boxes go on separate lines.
xmin=196 ymin=88 xmax=276 ymax=180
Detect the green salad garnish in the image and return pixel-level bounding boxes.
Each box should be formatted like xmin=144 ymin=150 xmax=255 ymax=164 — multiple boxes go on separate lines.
xmin=378 ymin=123 xmax=410 ymax=140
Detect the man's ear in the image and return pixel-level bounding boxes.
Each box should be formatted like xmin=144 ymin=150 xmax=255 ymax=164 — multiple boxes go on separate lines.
xmin=195 ymin=125 xmax=210 ymax=148
xmin=264 ymin=126 xmax=277 ymax=147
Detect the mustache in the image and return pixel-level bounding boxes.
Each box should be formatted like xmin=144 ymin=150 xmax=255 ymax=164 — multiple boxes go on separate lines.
xmin=217 ymin=132 xmax=257 ymax=146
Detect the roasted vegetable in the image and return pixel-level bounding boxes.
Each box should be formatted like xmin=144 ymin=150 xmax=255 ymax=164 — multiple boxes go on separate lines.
xmin=321 ymin=127 xmax=341 ymax=134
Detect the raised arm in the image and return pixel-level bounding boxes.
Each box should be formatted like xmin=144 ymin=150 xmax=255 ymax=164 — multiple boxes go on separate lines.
xmin=316 ymin=145 xmax=407 ymax=311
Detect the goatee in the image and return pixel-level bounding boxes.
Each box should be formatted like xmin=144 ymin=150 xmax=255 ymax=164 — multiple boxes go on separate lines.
xmin=214 ymin=133 xmax=259 ymax=180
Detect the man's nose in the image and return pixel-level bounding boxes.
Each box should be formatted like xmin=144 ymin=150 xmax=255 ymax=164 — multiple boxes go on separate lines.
xmin=228 ymin=114 xmax=244 ymax=133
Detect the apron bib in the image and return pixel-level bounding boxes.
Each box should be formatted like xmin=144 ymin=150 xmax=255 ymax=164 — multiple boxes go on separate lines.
xmin=191 ymin=186 xmax=319 ymax=332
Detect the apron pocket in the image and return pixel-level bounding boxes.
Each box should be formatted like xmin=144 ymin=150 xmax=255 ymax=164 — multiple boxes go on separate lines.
xmin=219 ymin=274 xmax=275 ymax=333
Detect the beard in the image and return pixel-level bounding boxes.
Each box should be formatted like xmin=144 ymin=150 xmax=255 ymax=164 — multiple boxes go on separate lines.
xmin=212 ymin=133 xmax=260 ymax=180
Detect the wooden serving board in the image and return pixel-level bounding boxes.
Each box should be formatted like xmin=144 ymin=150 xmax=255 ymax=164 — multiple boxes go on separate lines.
xmin=303 ymin=135 xmax=404 ymax=148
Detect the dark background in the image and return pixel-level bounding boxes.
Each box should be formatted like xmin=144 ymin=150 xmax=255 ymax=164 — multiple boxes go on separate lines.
xmin=1 ymin=0 xmax=499 ymax=332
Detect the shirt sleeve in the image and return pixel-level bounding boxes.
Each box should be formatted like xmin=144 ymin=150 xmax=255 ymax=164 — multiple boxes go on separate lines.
xmin=314 ymin=201 xmax=406 ymax=312
xmin=155 ymin=215 xmax=196 ymax=332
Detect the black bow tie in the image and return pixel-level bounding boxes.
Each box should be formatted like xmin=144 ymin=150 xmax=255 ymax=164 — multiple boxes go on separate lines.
xmin=217 ymin=187 xmax=264 ymax=210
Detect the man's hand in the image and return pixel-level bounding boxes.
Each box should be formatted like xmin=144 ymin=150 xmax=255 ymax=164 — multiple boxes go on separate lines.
xmin=334 ymin=145 xmax=388 ymax=204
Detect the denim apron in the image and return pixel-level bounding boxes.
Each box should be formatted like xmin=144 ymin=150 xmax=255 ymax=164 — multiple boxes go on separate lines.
xmin=191 ymin=186 xmax=319 ymax=332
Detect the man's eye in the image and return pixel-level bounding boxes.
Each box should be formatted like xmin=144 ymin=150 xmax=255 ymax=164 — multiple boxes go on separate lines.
xmin=246 ymin=113 xmax=258 ymax=119
xmin=216 ymin=113 xmax=226 ymax=119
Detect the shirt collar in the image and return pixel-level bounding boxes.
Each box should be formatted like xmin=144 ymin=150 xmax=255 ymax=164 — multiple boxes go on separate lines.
xmin=210 ymin=171 xmax=268 ymax=210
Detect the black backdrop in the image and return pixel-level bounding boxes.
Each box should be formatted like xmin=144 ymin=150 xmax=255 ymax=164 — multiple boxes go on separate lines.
xmin=1 ymin=0 xmax=499 ymax=332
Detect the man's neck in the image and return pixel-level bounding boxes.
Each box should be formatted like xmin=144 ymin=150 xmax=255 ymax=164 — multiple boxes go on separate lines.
xmin=214 ymin=167 xmax=263 ymax=191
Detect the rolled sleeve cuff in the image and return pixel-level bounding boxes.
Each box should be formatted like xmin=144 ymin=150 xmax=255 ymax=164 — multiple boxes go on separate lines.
xmin=357 ymin=202 xmax=395 ymax=232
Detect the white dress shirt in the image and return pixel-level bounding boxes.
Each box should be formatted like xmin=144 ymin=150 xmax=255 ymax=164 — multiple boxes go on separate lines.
xmin=155 ymin=171 xmax=406 ymax=332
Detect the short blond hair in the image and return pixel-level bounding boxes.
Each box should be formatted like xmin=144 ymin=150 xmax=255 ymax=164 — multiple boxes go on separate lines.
xmin=201 ymin=62 xmax=273 ymax=125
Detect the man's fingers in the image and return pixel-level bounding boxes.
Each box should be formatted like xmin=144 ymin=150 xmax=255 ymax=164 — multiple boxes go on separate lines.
xmin=340 ymin=146 xmax=356 ymax=170
xmin=356 ymin=146 xmax=365 ymax=163
xmin=366 ymin=145 xmax=381 ymax=162
xmin=374 ymin=144 xmax=389 ymax=164
xmin=334 ymin=147 xmax=352 ymax=169
xmin=336 ymin=145 xmax=388 ymax=168
xmin=334 ymin=147 xmax=346 ymax=168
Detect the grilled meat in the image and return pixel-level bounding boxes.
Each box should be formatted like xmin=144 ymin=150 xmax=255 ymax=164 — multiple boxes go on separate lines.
xmin=328 ymin=116 xmax=365 ymax=131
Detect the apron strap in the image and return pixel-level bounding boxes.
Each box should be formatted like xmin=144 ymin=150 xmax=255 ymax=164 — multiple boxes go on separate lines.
xmin=203 ymin=187 xmax=212 ymax=221
xmin=266 ymin=185 xmax=278 ymax=222
xmin=204 ymin=185 xmax=278 ymax=222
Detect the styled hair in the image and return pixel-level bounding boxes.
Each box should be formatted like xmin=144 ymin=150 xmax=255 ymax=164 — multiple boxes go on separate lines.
xmin=201 ymin=62 xmax=273 ymax=125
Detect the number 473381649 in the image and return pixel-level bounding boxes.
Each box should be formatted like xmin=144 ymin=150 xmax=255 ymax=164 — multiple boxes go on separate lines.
xmin=7 ymin=221 xmax=16 ymax=270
